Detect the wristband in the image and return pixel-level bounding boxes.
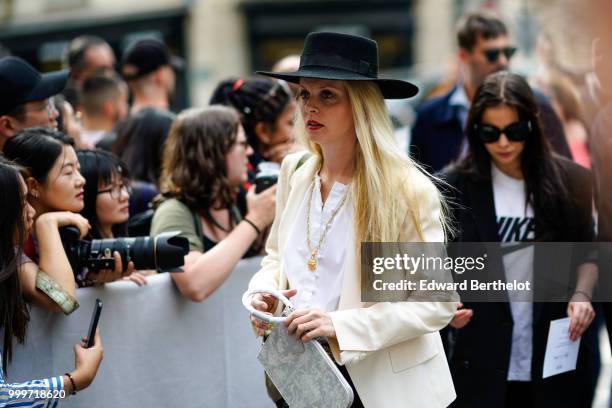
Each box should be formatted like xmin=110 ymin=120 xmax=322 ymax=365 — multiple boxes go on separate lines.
xmin=573 ymin=290 xmax=592 ymax=301
xmin=243 ymin=218 xmax=262 ymax=235
xmin=65 ymin=372 xmax=77 ymax=395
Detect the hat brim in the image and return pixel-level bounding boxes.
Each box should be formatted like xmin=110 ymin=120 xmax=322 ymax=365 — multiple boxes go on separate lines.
xmin=25 ymin=69 xmax=70 ymax=103
xmin=256 ymin=67 xmax=418 ymax=99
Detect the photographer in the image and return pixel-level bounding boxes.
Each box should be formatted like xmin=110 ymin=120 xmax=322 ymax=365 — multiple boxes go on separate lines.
xmin=77 ymin=149 xmax=149 ymax=286
xmin=150 ymin=106 xmax=276 ymax=302
xmin=0 ymin=157 xmax=103 ymax=404
xmin=3 ymin=127 xmax=133 ymax=286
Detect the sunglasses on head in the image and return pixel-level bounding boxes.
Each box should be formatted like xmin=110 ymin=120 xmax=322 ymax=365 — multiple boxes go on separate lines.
xmin=483 ymin=46 xmax=517 ymax=63
xmin=475 ymin=121 xmax=532 ymax=143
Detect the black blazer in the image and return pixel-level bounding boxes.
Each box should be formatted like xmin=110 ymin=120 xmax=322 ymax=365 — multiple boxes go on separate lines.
xmin=440 ymin=157 xmax=597 ymax=408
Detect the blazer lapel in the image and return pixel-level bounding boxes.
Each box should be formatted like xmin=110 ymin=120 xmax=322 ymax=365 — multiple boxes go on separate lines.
xmin=466 ymin=177 xmax=512 ymax=310
xmin=466 ymin=177 xmax=498 ymax=242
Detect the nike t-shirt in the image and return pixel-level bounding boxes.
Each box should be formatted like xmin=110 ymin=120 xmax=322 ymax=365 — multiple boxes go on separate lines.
xmin=492 ymin=163 xmax=536 ymax=382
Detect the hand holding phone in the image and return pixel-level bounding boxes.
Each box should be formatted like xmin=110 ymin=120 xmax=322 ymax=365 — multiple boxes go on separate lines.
xmin=86 ymin=298 xmax=103 ymax=348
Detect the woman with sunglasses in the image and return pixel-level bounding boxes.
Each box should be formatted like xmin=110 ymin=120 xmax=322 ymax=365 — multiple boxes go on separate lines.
xmin=77 ymin=149 xmax=148 ymax=286
xmin=442 ymin=71 xmax=597 ymax=407
xmin=247 ymin=32 xmax=458 ymax=408
xmin=3 ymin=127 xmax=133 ymax=286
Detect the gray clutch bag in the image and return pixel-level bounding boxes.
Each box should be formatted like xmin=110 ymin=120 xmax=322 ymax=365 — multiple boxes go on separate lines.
xmin=243 ymin=289 xmax=354 ymax=408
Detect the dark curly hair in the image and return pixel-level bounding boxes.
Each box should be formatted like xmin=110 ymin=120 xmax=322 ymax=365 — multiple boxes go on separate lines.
xmin=209 ymin=77 xmax=291 ymax=155
xmin=159 ymin=106 xmax=241 ymax=217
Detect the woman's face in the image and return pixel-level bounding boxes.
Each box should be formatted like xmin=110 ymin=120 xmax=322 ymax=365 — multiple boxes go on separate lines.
xmin=297 ymin=78 xmax=355 ymax=146
xmin=226 ymin=125 xmax=253 ymax=187
xmin=482 ymin=104 xmax=525 ymax=171
xmin=15 ymin=176 xmax=36 ymax=244
xmin=35 ymin=145 xmax=86 ymax=213
xmin=269 ymin=100 xmax=296 ymax=145
xmin=96 ymin=173 xmax=130 ymax=232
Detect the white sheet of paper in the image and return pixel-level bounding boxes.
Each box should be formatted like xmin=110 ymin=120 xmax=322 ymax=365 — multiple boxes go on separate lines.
xmin=542 ymin=317 xmax=581 ymax=379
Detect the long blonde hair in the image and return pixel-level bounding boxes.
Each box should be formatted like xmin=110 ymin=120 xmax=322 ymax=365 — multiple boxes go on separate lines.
xmin=294 ymin=80 xmax=449 ymax=243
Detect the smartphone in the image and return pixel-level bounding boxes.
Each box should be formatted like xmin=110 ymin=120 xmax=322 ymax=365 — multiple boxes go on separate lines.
xmin=85 ymin=298 xmax=103 ymax=348
xmin=255 ymin=175 xmax=278 ymax=193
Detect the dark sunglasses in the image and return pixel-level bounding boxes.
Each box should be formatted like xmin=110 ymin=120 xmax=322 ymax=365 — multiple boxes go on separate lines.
xmin=475 ymin=121 xmax=532 ymax=143
xmin=483 ymin=46 xmax=517 ymax=63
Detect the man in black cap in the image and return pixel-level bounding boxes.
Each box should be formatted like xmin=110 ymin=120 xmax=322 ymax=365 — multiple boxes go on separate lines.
xmin=121 ymin=38 xmax=183 ymax=114
xmin=0 ymin=56 xmax=69 ymax=149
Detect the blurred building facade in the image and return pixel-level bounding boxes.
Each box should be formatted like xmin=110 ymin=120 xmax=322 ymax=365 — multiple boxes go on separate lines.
xmin=0 ymin=0 xmax=592 ymax=110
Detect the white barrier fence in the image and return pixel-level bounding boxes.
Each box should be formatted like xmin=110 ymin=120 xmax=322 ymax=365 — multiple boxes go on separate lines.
xmin=7 ymin=257 xmax=272 ymax=408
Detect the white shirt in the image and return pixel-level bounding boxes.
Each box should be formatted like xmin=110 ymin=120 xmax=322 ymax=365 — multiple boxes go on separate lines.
xmin=282 ymin=175 xmax=353 ymax=312
xmin=80 ymin=129 xmax=107 ymax=147
xmin=492 ymin=163 xmax=535 ymax=382
xmin=449 ymin=84 xmax=471 ymax=160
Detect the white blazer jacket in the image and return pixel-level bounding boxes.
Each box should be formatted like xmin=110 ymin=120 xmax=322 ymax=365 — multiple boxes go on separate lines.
xmin=249 ymin=152 xmax=458 ymax=407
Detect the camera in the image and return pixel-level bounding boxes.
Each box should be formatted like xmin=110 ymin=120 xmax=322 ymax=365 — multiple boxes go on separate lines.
xmin=59 ymin=226 xmax=189 ymax=274
xmin=255 ymin=161 xmax=280 ymax=193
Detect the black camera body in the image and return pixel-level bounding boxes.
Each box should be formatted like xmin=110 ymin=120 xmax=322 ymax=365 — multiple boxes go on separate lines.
xmin=59 ymin=226 xmax=189 ymax=274
xmin=255 ymin=161 xmax=280 ymax=193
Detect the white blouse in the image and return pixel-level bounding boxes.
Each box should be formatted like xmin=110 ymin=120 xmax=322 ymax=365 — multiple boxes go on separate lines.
xmin=282 ymin=174 xmax=353 ymax=312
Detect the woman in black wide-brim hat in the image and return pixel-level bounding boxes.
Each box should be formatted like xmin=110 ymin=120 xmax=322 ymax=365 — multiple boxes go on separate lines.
xmin=248 ymin=32 xmax=459 ymax=407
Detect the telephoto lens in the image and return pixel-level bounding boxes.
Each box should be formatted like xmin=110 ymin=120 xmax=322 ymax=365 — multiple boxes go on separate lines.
xmin=255 ymin=161 xmax=280 ymax=193
xmin=59 ymin=226 xmax=189 ymax=274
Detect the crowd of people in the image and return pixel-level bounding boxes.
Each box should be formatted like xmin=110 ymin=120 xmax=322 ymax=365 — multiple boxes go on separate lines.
xmin=0 ymin=7 xmax=611 ymax=408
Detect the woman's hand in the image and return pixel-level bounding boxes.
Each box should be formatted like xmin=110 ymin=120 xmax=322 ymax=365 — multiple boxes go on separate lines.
xmin=250 ymin=288 xmax=297 ymax=336
xmin=87 ymin=251 xmax=135 ymax=284
xmin=567 ymin=294 xmax=595 ymax=341
xmin=246 ymin=185 xmax=277 ymax=230
xmin=285 ymin=308 xmax=336 ymax=342
xmin=37 ymin=211 xmax=91 ymax=238
xmin=123 ymin=271 xmax=148 ymax=286
xmin=449 ymin=302 xmax=473 ymax=329
xmin=70 ymin=329 xmax=104 ymax=392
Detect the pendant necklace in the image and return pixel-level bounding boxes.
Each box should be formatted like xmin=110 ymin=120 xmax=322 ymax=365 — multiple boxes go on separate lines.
xmin=305 ymin=176 xmax=349 ymax=271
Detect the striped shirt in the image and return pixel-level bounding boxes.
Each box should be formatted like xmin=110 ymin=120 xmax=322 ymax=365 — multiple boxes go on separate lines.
xmin=0 ymin=352 xmax=64 ymax=407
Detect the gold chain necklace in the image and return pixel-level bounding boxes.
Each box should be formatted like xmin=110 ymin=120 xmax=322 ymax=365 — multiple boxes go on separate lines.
xmin=306 ymin=176 xmax=350 ymax=272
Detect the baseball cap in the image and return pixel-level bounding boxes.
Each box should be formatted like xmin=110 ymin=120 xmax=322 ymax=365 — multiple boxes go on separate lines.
xmin=121 ymin=38 xmax=184 ymax=80
xmin=0 ymin=57 xmax=70 ymax=116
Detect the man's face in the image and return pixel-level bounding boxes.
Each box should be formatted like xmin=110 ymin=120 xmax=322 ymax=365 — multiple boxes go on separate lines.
xmin=80 ymin=45 xmax=116 ymax=81
xmin=0 ymin=98 xmax=59 ymax=146
xmin=115 ymin=84 xmax=129 ymax=123
xmin=462 ymin=35 xmax=514 ymax=90
xmin=160 ymin=65 xmax=176 ymax=98
xmin=20 ymin=98 xmax=59 ymax=130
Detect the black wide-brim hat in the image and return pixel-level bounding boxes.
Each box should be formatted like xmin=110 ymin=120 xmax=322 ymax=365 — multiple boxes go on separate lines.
xmin=257 ymin=32 xmax=418 ymax=99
